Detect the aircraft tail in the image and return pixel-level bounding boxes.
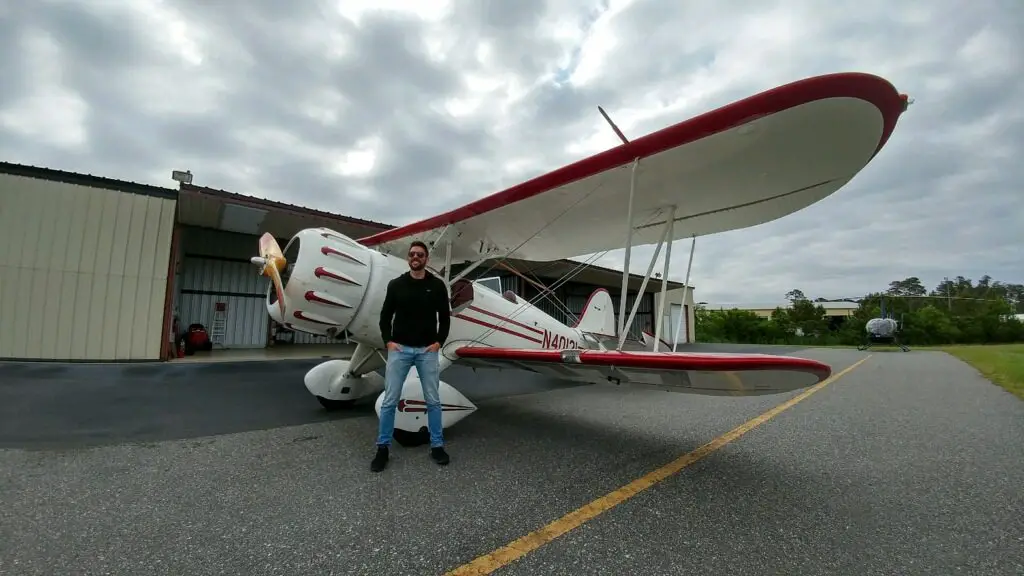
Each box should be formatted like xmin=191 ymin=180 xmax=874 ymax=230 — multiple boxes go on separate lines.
xmin=573 ymin=288 xmax=617 ymax=337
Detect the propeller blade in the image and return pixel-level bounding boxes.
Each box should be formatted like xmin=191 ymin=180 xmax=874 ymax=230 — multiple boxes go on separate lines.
xmin=257 ymin=233 xmax=287 ymax=319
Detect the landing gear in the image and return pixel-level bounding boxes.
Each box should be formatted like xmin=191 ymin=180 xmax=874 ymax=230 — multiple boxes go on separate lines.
xmin=304 ymin=343 xmax=387 ymax=407
xmin=372 ymin=375 xmax=477 ymax=443
xmin=316 ymin=397 xmax=357 ymax=411
xmin=858 ymin=337 xmax=910 ymax=352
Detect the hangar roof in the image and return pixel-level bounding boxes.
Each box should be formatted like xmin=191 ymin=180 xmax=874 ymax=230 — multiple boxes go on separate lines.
xmin=0 ymin=161 xmax=178 ymax=200
xmin=176 ymin=182 xmax=391 ymax=241
xmin=0 ymin=161 xmax=693 ymax=292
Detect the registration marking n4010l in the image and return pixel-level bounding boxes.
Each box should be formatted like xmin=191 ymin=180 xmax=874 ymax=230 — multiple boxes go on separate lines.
xmin=543 ymin=330 xmax=578 ymax=349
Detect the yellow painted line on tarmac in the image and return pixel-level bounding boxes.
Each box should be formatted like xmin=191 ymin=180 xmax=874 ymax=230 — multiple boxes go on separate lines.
xmin=445 ymin=355 xmax=873 ymax=576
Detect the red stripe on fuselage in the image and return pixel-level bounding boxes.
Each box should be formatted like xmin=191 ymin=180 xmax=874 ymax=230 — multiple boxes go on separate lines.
xmin=466 ymin=305 xmax=544 ymax=335
xmin=453 ymin=312 xmax=543 ymax=344
xmin=398 ymin=399 xmax=474 ymax=413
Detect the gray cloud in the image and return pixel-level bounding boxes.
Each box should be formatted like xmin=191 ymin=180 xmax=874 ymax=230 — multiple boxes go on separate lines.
xmin=1 ymin=0 xmax=1021 ymax=305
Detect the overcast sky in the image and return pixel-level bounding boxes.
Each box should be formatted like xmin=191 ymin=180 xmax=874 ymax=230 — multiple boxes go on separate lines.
xmin=2 ymin=1 xmax=1021 ymax=305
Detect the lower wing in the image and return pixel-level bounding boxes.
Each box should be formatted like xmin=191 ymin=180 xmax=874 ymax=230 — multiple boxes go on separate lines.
xmin=453 ymin=347 xmax=831 ymax=397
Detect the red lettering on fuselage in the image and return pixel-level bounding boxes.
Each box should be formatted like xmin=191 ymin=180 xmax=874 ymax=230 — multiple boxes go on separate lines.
xmin=542 ymin=329 xmax=577 ymax=349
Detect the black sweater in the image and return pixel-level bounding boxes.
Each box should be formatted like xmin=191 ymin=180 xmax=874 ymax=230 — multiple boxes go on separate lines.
xmin=379 ymin=272 xmax=451 ymax=347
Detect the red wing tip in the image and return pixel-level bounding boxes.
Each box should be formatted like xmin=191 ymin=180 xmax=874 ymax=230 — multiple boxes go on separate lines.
xmin=454 ymin=346 xmax=832 ymax=378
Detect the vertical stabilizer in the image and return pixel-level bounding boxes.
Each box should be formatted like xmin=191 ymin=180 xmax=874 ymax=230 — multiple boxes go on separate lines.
xmin=573 ymin=288 xmax=617 ymax=337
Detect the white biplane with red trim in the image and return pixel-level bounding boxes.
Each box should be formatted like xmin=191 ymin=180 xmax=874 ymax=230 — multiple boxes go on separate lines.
xmin=251 ymin=72 xmax=910 ymax=443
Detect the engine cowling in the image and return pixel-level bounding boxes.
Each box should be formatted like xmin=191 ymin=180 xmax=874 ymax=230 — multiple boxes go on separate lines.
xmin=268 ymin=227 xmax=376 ymax=338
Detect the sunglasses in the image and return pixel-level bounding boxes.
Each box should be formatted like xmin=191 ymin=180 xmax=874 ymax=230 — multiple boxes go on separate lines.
xmin=408 ymin=251 xmax=426 ymax=258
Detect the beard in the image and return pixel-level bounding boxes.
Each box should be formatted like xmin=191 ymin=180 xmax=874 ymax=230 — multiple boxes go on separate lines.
xmin=409 ymin=259 xmax=425 ymax=270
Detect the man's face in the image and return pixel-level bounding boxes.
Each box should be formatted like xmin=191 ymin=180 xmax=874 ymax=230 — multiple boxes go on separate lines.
xmin=407 ymin=245 xmax=427 ymax=271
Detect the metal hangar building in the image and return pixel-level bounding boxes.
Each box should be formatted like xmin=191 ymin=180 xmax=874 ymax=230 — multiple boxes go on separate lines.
xmin=0 ymin=161 xmax=697 ymax=362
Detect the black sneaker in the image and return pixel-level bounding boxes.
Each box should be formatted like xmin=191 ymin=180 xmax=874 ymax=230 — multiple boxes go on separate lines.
xmin=430 ymin=446 xmax=450 ymax=466
xmin=370 ymin=445 xmax=389 ymax=472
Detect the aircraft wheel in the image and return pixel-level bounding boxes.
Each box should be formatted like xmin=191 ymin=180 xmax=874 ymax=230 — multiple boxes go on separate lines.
xmin=394 ymin=427 xmax=430 ymax=448
xmin=317 ymin=396 xmax=356 ymax=411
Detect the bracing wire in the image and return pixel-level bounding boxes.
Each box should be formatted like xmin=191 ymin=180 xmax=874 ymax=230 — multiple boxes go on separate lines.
xmin=453 ymin=204 xmax=672 ymax=348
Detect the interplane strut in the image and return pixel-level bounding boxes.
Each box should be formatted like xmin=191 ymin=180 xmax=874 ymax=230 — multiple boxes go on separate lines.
xmin=427 ymin=103 xmax=706 ymax=350
xmin=617 ymin=209 xmax=672 ymax=350
xmin=617 ymin=157 xmax=639 ymax=342
xmin=652 ymin=206 xmax=675 ymax=352
xmin=672 ymin=236 xmax=696 ymax=351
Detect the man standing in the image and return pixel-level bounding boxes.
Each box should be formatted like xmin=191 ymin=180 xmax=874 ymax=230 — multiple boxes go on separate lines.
xmin=372 ymin=240 xmax=451 ymax=472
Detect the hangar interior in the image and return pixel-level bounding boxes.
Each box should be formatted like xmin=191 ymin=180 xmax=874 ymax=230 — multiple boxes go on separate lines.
xmin=170 ymin=182 xmax=391 ymax=354
xmin=0 ymin=161 xmax=696 ymax=362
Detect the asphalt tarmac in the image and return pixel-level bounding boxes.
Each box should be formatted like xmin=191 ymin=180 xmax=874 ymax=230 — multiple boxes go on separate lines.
xmin=0 ymin=342 xmax=805 ymax=450
xmin=1 ymin=345 xmax=1022 ymax=575
xmin=0 ymin=358 xmax=591 ymax=450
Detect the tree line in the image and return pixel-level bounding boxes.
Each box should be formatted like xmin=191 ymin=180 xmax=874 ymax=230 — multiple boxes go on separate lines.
xmin=695 ymin=275 xmax=1024 ymax=346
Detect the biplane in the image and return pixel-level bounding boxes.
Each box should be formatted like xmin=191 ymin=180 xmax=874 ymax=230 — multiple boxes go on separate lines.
xmin=251 ymin=72 xmax=910 ymax=442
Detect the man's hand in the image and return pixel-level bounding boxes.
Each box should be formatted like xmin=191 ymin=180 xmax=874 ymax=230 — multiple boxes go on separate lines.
xmin=386 ymin=341 xmax=399 ymax=351
xmin=426 ymin=342 xmax=440 ymax=353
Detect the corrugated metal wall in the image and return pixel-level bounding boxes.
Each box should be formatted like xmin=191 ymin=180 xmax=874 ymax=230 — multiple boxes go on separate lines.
xmin=176 ymin=256 xmax=269 ymax=348
xmin=0 ymin=174 xmax=176 ymax=360
xmin=291 ymin=328 xmax=338 ymax=345
xmin=174 ymin=226 xmax=336 ymax=348
xmin=599 ymin=293 xmax=653 ymax=340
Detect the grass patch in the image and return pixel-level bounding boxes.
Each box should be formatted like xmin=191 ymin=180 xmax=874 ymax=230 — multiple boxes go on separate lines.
xmin=938 ymin=343 xmax=1024 ymax=400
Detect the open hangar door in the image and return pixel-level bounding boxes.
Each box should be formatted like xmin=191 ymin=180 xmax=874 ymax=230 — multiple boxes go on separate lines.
xmin=664 ymin=303 xmax=691 ymax=345
xmin=173 ymin=226 xmax=337 ymax=350
xmin=169 ymin=180 xmax=394 ymax=353
xmin=653 ymin=286 xmax=696 ymax=345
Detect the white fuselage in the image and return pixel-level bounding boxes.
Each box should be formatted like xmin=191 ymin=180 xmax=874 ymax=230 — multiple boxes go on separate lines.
xmin=266 ymin=227 xmax=595 ymax=364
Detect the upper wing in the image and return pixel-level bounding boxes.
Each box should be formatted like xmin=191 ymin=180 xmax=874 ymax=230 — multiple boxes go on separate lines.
xmin=453 ymin=346 xmax=832 ymax=397
xmin=359 ymin=73 xmax=909 ymax=263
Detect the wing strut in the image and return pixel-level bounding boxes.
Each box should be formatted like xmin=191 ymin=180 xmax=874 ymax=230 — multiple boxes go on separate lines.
xmin=597 ymin=103 xmax=642 ymax=344
xmin=448 ymin=254 xmax=493 ymax=285
xmin=432 ymin=102 xmax=680 ymax=346
xmin=617 ymin=204 xmax=673 ymax=350
xmin=443 ymin=238 xmax=453 ymax=286
xmin=671 ymin=236 xmax=697 ymax=351
xmin=652 ymin=206 xmax=675 ymax=351
xmin=616 ymin=157 xmax=640 ymax=341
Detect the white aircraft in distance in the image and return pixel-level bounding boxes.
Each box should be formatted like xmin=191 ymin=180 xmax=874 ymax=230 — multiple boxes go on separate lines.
xmin=251 ymin=72 xmax=911 ymax=445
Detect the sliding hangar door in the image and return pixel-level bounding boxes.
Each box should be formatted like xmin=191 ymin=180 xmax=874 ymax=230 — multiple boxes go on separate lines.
xmin=0 ymin=167 xmax=176 ymax=361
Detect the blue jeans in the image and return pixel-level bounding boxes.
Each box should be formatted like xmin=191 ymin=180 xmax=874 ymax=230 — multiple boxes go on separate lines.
xmin=376 ymin=344 xmax=444 ymax=448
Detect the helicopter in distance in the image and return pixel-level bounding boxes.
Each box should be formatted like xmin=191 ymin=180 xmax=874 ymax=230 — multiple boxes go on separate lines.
xmin=858 ymin=298 xmax=909 ymax=352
